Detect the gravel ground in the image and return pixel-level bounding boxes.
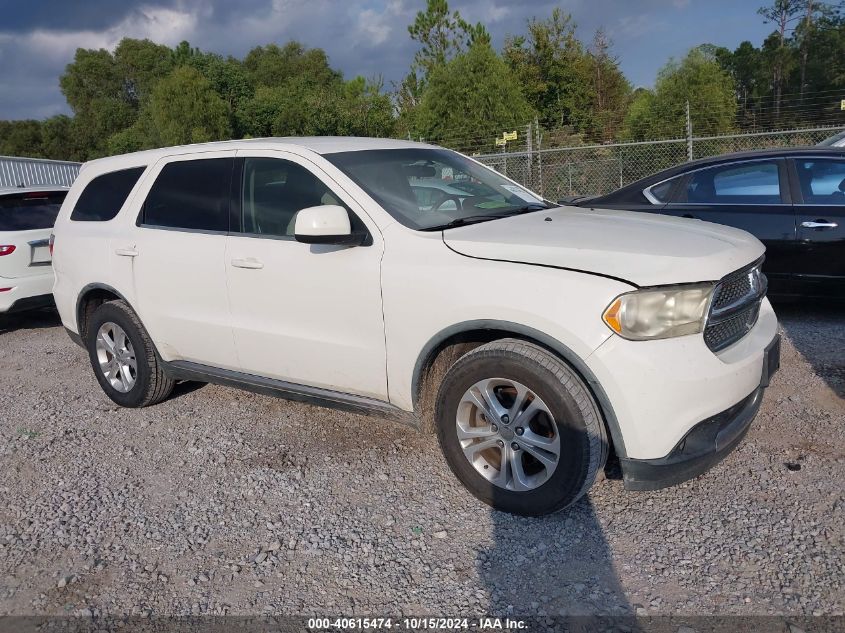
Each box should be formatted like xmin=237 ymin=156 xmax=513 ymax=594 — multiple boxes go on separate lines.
xmin=0 ymin=304 xmax=842 ymax=619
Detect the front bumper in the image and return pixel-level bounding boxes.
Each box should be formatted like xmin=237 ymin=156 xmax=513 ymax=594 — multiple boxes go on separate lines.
xmin=620 ymin=333 xmax=780 ymax=490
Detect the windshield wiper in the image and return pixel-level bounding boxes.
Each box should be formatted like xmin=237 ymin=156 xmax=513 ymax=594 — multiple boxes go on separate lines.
xmin=422 ymin=214 xmax=508 ymax=231
xmin=422 ymin=203 xmax=553 ymax=232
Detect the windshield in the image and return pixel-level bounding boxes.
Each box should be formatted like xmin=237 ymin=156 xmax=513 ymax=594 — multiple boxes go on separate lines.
xmin=817 ymin=130 xmax=845 ymax=147
xmin=325 ymin=148 xmax=548 ymax=230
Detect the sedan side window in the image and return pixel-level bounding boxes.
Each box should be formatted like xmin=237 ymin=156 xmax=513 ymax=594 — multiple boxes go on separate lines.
xmin=241 ymin=158 xmax=353 ymax=238
xmin=681 ymin=161 xmax=782 ymax=204
xmin=795 ymin=159 xmax=845 ymax=204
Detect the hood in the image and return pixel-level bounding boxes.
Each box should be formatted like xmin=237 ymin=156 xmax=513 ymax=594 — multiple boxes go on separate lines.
xmin=442 ymin=206 xmax=765 ymax=287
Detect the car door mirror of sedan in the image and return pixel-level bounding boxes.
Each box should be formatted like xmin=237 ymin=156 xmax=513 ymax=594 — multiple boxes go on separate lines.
xmin=293 ymin=205 xmax=363 ymax=245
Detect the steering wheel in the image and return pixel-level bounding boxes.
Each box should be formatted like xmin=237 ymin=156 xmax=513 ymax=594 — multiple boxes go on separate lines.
xmin=430 ymin=193 xmax=464 ymax=213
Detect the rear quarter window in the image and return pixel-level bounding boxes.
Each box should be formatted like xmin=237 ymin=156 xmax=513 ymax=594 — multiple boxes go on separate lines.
xmin=71 ymin=167 xmax=146 ymax=222
xmin=0 ymin=192 xmax=66 ymax=231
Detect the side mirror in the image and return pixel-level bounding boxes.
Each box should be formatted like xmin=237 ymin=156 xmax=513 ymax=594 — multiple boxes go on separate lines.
xmin=293 ymin=205 xmax=362 ymax=245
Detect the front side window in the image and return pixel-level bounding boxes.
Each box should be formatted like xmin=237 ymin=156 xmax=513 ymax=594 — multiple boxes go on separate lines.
xmin=0 ymin=191 xmax=66 ymax=230
xmin=141 ymin=158 xmax=232 ymax=232
xmin=326 ymin=148 xmax=547 ymax=230
xmin=795 ymin=159 xmax=845 ymax=204
xmin=240 ymin=158 xmax=346 ymax=238
xmin=682 ymin=161 xmax=782 ymax=204
xmin=71 ymin=167 xmax=145 ymax=222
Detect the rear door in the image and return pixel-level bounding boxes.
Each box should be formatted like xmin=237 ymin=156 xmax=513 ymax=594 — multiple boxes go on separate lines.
xmin=661 ymin=159 xmax=798 ymax=287
xmin=126 ymin=152 xmax=239 ymax=369
xmin=789 ymin=157 xmax=845 ymax=296
xmin=0 ymin=191 xmax=65 ymax=279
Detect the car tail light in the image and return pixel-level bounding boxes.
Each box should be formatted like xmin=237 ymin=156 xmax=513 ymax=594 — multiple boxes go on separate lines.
xmin=49 ymin=234 xmax=55 ymax=256
xmin=0 ymin=245 xmax=16 ymax=256
xmin=0 ymin=288 xmax=11 ymax=292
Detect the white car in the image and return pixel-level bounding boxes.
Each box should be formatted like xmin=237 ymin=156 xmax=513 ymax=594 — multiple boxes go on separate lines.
xmin=0 ymin=186 xmax=67 ymax=313
xmin=51 ymin=138 xmax=780 ymax=516
xmin=818 ymin=130 xmax=845 ymax=147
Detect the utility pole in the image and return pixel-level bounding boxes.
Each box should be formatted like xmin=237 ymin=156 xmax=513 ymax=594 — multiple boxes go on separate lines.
xmin=685 ymin=100 xmax=693 ymax=161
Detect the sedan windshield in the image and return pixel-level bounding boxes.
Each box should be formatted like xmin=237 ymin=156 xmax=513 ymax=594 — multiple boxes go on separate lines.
xmin=325 ymin=148 xmax=548 ymax=230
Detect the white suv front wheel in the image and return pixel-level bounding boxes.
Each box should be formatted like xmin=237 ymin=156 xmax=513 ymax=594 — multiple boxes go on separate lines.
xmin=435 ymin=339 xmax=608 ymax=516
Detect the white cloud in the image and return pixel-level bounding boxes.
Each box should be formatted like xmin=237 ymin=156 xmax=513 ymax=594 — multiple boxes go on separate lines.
xmin=356 ymin=8 xmax=394 ymax=46
xmin=12 ymin=6 xmax=198 ymax=63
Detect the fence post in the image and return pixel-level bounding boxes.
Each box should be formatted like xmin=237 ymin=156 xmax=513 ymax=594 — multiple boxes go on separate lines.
xmin=618 ymin=147 xmax=624 ymax=188
xmin=535 ymin=117 xmax=543 ymax=197
xmin=685 ymin=100 xmax=693 ymax=161
xmin=526 ymin=121 xmax=533 ymax=188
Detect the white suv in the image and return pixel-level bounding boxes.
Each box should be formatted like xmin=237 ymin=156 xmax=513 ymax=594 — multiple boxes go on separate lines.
xmin=52 ymin=138 xmax=780 ymax=516
xmin=0 ymin=186 xmax=67 ymax=313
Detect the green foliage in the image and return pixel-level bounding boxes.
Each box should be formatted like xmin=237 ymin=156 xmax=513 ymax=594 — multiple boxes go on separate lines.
xmin=414 ymin=41 xmax=535 ymax=151
xmin=3 ymin=2 xmax=845 ymax=161
xmin=623 ymin=48 xmax=737 ymax=140
xmin=0 ymin=120 xmax=43 ymax=158
xmin=145 ymin=66 xmax=232 ymax=146
xmin=408 ymin=0 xmax=476 ymax=80
xmin=244 ymin=42 xmax=341 ymax=89
xmin=504 ymin=9 xmax=591 ymax=130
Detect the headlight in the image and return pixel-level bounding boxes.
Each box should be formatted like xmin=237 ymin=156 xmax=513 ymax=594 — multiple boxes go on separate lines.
xmin=602 ymin=283 xmax=714 ymax=340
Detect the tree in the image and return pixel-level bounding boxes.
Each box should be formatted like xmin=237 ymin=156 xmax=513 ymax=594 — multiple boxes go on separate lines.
xmin=414 ymin=41 xmax=535 ymax=151
xmin=585 ymin=28 xmax=631 ymax=141
xmin=503 ymin=9 xmax=593 ymax=131
xmin=408 ymin=0 xmax=475 ymax=80
xmin=243 ymin=42 xmax=340 ymax=89
xmin=758 ymin=0 xmax=803 ymax=115
xmin=623 ymin=48 xmax=737 ymax=140
xmin=144 ymin=66 xmax=232 ymax=146
xmin=0 ymin=120 xmax=43 ymax=158
xmin=41 ymin=115 xmax=82 ymax=161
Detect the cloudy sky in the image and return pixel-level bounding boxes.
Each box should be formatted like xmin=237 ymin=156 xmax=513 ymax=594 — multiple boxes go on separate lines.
xmin=0 ymin=0 xmax=773 ymax=121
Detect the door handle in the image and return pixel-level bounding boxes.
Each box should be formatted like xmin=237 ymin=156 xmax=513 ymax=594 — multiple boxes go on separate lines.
xmin=115 ymin=248 xmax=138 ymax=257
xmin=231 ymin=258 xmax=264 ymax=269
xmin=801 ymin=221 xmax=838 ymax=229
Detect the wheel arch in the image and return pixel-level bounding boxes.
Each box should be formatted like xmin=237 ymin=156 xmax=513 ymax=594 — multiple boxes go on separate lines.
xmin=412 ymin=319 xmax=627 ymax=458
xmin=75 ymin=283 xmax=134 ymax=341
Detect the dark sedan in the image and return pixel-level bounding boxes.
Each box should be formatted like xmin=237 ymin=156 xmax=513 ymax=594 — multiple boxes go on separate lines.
xmin=565 ymin=147 xmax=845 ymax=298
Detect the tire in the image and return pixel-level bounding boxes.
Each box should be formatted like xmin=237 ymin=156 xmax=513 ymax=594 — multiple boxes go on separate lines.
xmin=85 ymin=300 xmax=175 ymax=408
xmin=435 ymin=339 xmax=608 ymax=516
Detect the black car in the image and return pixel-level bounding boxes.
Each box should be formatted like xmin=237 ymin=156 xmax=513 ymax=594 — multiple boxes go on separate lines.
xmin=566 ymin=147 xmax=845 ymax=298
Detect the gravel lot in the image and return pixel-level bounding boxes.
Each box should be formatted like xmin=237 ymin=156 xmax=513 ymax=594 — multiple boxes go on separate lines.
xmin=0 ymin=304 xmax=843 ymax=619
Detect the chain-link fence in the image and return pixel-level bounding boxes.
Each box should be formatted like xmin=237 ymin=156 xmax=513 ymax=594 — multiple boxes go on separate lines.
xmin=474 ymin=125 xmax=845 ymax=200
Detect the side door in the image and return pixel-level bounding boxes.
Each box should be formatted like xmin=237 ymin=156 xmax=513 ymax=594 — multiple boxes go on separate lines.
xmin=125 ymin=152 xmax=239 ymax=369
xmin=661 ymin=159 xmax=798 ymax=286
xmin=789 ymin=157 xmax=845 ymax=296
xmin=225 ymin=151 xmax=387 ymax=400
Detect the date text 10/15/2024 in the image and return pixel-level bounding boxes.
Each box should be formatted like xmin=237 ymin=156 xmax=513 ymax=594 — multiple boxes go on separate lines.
xmin=307 ymin=617 xmax=528 ymax=630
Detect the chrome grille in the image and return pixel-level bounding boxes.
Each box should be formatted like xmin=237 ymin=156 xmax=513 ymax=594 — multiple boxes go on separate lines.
xmin=704 ymin=262 xmax=766 ymax=352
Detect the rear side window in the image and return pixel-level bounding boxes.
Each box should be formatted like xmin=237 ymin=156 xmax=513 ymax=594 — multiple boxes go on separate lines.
xmin=0 ymin=192 xmax=66 ymax=230
xmin=71 ymin=167 xmax=145 ymax=221
xmin=682 ymin=161 xmax=782 ymax=204
xmin=141 ymin=159 xmax=232 ymax=232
